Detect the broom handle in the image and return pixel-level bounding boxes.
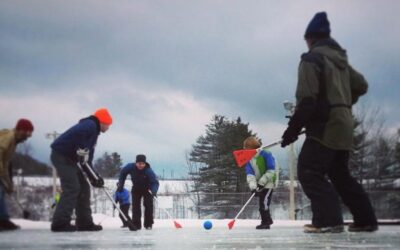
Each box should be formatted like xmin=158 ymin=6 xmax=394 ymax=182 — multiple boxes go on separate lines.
xmin=234 ymin=192 xmax=256 ymax=220
xmin=258 ymin=130 xmax=305 ymax=152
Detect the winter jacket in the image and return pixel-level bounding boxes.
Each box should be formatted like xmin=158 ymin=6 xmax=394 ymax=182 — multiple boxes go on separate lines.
xmin=114 ymin=188 xmax=131 ymax=205
xmin=118 ymin=163 xmax=159 ymax=195
xmin=0 ymin=129 xmax=17 ymax=192
xmin=51 ymin=116 xmax=100 ymax=164
xmin=245 ymin=149 xmax=277 ymax=190
xmin=292 ymin=38 xmax=368 ymax=150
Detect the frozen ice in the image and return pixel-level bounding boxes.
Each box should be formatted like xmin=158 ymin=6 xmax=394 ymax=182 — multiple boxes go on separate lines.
xmin=0 ymin=216 xmax=399 ymax=249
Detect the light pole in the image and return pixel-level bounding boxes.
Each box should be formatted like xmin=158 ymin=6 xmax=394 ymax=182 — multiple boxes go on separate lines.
xmin=283 ymin=101 xmax=296 ymax=220
xmin=45 ymin=131 xmax=60 ymax=199
xmin=16 ymin=168 xmax=22 ymax=202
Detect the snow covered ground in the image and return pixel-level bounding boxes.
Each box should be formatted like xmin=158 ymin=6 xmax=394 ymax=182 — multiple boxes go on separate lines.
xmin=1 ymin=215 xmax=399 ymax=249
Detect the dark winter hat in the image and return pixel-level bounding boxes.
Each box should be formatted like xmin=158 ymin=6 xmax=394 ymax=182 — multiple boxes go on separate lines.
xmin=15 ymin=119 xmax=34 ymax=132
xmin=304 ymin=12 xmax=331 ymax=39
xmin=136 ymin=154 xmax=146 ymax=163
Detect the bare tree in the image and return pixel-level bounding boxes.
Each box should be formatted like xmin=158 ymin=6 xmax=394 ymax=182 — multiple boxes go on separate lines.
xmin=351 ymin=104 xmax=399 ymax=188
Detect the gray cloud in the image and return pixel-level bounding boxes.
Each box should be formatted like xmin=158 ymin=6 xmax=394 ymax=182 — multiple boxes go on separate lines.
xmin=1 ymin=0 xmax=399 ymax=176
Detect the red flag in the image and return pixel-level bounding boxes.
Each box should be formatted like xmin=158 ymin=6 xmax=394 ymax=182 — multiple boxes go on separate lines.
xmin=233 ymin=149 xmax=257 ymax=167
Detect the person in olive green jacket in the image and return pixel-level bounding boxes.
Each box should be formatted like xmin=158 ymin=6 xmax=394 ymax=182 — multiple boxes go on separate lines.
xmin=0 ymin=119 xmax=34 ymax=231
xmin=281 ymin=12 xmax=377 ymax=233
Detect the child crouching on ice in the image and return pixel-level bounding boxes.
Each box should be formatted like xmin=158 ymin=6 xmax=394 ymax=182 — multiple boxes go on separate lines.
xmin=243 ymin=136 xmax=277 ymax=229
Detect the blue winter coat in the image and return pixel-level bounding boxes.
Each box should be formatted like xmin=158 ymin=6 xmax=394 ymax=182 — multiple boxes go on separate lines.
xmin=114 ymin=188 xmax=131 ymax=205
xmin=118 ymin=163 xmax=159 ymax=195
xmin=245 ymin=150 xmax=275 ymax=176
xmin=51 ymin=116 xmax=100 ymax=164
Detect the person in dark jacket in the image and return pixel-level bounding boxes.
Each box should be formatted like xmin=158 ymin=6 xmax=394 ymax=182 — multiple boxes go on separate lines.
xmin=50 ymin=108 xmax=112 ymax=232
xmin=281 ymin=12 xmax=377 ymax=233
xmin=113 ymin=182 xmax=131 ymax=228
xmin=118 ymin=154 xmax=159 ymax=230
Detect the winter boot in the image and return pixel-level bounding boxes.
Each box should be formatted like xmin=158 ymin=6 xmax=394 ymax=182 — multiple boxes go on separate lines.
xmin=0 ymin=220 xmax=20 ymax=231
xmin=303 ymin=224 xmax=344 ymax=233
xmin=51 ymin=223 xmax=76 ymax=232
xmin=348 ymin=223 xmax=378 ymax=232
xmin=255 ymin=223 xmax=270 ymax=229
xmin=256 ymin=209 xmax=272 ymax=229
xmin=133 ymin=220 xmax=141 ymax=230
xmin=77 ymin=223 xmax=103 ymax=231
xmin=145 ymin=226 xmax=152 ymax=230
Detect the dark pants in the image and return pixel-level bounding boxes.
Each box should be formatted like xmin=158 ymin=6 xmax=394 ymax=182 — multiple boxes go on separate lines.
xmin=259 ymin=189 xmax=273 ymax=225
xmin=298 ymin=139 xmax=377 ymax=227
xmin=132 ymin=190 xmax=154 ymax=228
xmin=0 ymin=183 xmax=9 ymax=220
xmin=119 ymin=204 xmax=131 ymax=226
xmin=51 ymin=151 xmax=94 ymax=227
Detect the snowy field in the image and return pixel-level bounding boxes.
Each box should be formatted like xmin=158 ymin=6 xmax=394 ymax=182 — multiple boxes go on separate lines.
xmin=1 ymin=215 xmax=399 ymax=249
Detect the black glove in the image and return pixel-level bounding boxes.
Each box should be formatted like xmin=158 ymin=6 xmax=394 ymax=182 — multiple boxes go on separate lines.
xmin=256 ymin=184 xmax=264 ymax=192
xmin=251 ymin=189 xmax=259 ymax=197
xmin=281 ymin=126 xmax=300 ymax=148
xmin=80 ymin=162 xmax=104 ymax=188
xmin=90 ymin=176 xmax=104 ymax=188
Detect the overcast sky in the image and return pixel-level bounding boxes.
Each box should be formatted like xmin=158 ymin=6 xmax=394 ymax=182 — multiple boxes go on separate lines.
xmin=1 ymin=0 xmax=399 ymax=178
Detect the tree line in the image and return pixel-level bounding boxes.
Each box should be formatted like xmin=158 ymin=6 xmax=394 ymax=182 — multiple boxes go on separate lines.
xmin=188 ymin=111 xmax=400 ymax=218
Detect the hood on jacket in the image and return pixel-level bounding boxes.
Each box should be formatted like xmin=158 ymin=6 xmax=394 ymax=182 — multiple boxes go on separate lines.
xmin=311 ymin=38 xmax=348 ymax=70
xmin=79 ymin=116 xmax=101 ymax=135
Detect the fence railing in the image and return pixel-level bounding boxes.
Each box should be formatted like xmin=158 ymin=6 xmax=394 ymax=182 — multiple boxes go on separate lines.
xmin=8 ymin=178 xmax=400 ymax=221
xmin=91 ymin=189 xmax=400 ymax=220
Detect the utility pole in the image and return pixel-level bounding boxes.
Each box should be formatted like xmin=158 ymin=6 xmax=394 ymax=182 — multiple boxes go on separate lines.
xmin=283 ymin=101 xmax=296 ymax=220
xmin=46 ymin=131 xmax=60 ymax=199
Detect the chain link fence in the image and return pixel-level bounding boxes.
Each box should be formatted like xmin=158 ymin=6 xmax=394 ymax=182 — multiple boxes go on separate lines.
xmin=7 ymin=177 xmax=400 ymax=221
xmin=91 ymin=188 xmax=400 ymax=220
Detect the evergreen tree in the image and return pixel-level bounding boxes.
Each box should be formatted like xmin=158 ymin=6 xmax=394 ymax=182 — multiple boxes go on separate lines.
xmin=349 ymin=116 xmax=371 ymax=183
xmin=396 ymin=129 xmax=400 ymax=164
xmin=94 ymin=152 xmax=123 ymax=178
xmin=189 ymin=115 xmax=256 ymax=218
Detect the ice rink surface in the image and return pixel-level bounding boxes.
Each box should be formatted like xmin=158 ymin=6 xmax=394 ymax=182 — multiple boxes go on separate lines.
xmin=0 ymin=218 xmax=399 ymax=249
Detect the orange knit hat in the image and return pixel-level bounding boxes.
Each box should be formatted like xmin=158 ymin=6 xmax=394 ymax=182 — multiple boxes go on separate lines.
xmin=94 ymin=108 xmax=113 ymax=125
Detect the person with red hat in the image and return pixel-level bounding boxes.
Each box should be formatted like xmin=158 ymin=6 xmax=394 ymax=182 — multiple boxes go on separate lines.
xmin=0 ymin=119 xmax=34 ymax=231
xmin=50 ymin=108 xmax=112 ymax=232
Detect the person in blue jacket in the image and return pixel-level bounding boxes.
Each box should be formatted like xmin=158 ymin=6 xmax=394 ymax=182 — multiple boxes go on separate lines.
xmin=50 ymin=108 xmax=112 ymax=232
xmin=118 ymin=154 xmax=159 ymax=230
xmin=113 ymin=182 xmax=131 ymax=228
xmin=243 ymin=136 xmax=278 ymax=229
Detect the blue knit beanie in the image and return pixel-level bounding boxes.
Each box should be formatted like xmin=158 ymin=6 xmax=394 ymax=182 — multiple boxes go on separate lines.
xmin=304 ymin=12 xmax=330 ymax=38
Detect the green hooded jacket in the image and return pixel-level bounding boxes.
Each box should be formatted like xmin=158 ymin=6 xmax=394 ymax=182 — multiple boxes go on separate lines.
xmin=296 ymin=38 xmax=368 ymax=150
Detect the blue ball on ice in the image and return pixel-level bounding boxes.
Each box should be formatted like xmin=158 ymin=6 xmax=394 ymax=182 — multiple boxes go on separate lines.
xmin=203 ymin=220 xmax=212 ymax=230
